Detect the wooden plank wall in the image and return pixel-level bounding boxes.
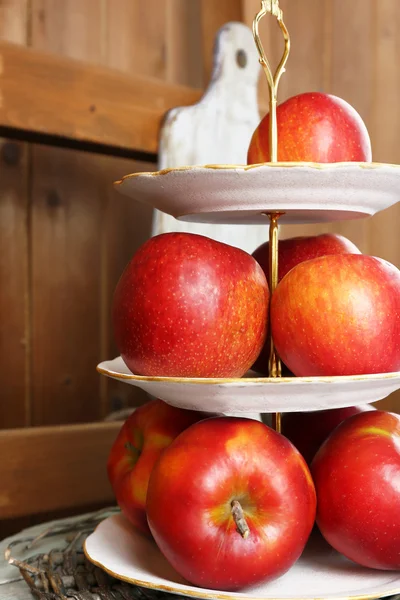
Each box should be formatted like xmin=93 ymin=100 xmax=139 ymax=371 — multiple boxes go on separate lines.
xmin=0 ymin=0 xmax=399 ymax=426
xmin=0 ymin=0 xmax=243 ymax=430
xmin=0 ymin=1 xmax=30 ymax=430
xmin=28 ymin=0 xmax=151 ymax=427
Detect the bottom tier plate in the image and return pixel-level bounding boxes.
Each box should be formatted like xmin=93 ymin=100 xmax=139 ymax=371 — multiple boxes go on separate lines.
xmin=97 ymin=357 xmax=400 ymax=413
xmin=84 ymin=514 xmax=400 ymax=600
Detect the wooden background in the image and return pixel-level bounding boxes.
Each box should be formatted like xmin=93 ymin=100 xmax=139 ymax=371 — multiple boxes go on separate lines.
xmin=0 ymin=0 xmax=399 ymax=432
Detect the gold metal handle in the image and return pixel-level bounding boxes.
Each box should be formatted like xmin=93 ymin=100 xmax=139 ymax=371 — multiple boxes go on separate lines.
xmin=252 ymin=0 xmax=290 ymax=162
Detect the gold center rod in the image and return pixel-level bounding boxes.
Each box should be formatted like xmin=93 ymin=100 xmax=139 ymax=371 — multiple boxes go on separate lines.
xmin=268 ymin=213 xmax=282 ymax=379
xmin=267 ymin=213 xmax=283 ymax=434
xmin=272 ymin=412 xmax=282 ymax=434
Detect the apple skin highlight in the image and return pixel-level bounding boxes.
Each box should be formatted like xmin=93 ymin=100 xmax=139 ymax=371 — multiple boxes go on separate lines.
xmin=247 ymin=92 xmax=372 ymax=164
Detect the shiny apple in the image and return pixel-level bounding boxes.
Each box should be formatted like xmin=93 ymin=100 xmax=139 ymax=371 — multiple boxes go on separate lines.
xmin=147 ymin=417 xmax=316 ymax=591
xmin=248 ymin=92 xmax=372 ymax=163
xmin=107 ymin=399 xmax=211 ymax=535
xmin=312 ymin=410 xmax=400 ymax=569
xmin=113 ymin=232 xmax=268 ymax=378
xmin=271 ymin=254 xmax=400 ymax=376
xmin=252 ymin=233 xmax=360 ymax=375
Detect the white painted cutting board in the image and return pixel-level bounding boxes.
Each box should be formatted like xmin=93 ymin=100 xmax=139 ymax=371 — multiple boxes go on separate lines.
xmin=152 ymin=22 xmax=268 ymax=255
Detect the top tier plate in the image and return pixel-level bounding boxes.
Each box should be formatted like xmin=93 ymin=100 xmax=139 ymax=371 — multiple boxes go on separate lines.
xmin=115 ymin=162 xmax=400 ymax=225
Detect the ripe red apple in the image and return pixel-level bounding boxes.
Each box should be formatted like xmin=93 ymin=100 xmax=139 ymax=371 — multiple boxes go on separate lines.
xmin=247 ymin=92 xmax=372 ymax=164
xmin=146 ymin=417 xmax=316 ymax=591
xmin=271 ymin=254 xmax=400 ymax=376
xmin=113 ymin=232 xmax=268 ymax=378
xmin=253 ymin=233 xmax=361 ymax=285
xmin=252 ymin=233 xmax=360 ymax=375
xmin=281 ymin=405 xmax=375 ymax=465
xmin=312 ymin=410 xmax=400 ymax=569
xmin=107 ymin=400 xmax=212 ymax=536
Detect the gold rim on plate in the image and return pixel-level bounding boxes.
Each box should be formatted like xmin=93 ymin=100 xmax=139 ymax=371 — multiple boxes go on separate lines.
xmin=114 ymin=162 xmax=400 ymax=185
xmin=83 ymin=520 xmax=400 ymax=600
xmin=96 ymin=363 xmax=400 ymax=386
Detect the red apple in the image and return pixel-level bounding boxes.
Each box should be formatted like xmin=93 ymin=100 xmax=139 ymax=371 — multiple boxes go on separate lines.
xmin=107 ymin=399 xmax=212 ymax=536
xmin=253 ymin=233 xmax=361 ymax=285
xmin=146 ymin=417 xmax=316 ymax=591
xmin=312 ymin=410 xmax=400 ymax=570
xmin=113 ymin=232 xmax=268 ymax=378
xmin=281 ymin=405 xmax=375 ymax=465
xmin=252 ymin=233 xmax=361 ymax=375
xmin=271 ymin=254 xmax=400 ymax=376
xmin=247 ymin=92 xmax=372 ymax=164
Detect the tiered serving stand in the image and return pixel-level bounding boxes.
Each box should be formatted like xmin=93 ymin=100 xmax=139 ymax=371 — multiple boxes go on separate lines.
xmin=88 ymin=2 xmax=400 ymax=599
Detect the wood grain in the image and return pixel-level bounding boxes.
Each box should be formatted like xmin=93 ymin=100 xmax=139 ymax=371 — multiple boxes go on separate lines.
xmin=200 ymin=0 xmax=243 ymax=84
xmin=105 ymin=0 xmax=167 ymax=80
xmin=0 ymin=422 xmax=119 ymax=519
xmin=29 ymin=0 xmax=107 ymax=426
xmin=0 ymin=0 xmax=28 ymax=41
xmin=0 ymin=140 xmax=30 ymax=429
xmin=0 ymin=0 xmax=30 ymax=429
xmin=279 ymin=0 xmax=326 ymax=100
xmin=30 ymin=0 xmax=104 ymax=61
xmin=0 ymin=40 xmax=202 ymax=156
xmin=166 ymin=0 xmax=203 ymax=87
xmin=29 ymin=147 xmax=106 ymax=425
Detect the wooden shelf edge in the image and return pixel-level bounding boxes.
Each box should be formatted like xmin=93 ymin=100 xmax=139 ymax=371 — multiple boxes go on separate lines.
xmin=0 ymin=421 xmax=121 ymax=519
xmin=0 ymin=41 xmax=202 ymax=156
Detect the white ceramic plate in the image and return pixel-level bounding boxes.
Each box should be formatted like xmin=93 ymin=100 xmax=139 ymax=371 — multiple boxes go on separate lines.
xmin=97 ymin=357 xmax=400 ymax=414
xmin=84 ymin=514 xmax=400 ymax=600
xmin=114 ymin=162 xmax=400 ymax=225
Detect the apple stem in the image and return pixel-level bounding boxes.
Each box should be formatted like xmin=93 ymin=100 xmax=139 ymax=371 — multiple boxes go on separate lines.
xmin=231 ymin=500 xmax=250 ymax=539
xmin=125 ymin=441 xmax=140 ymax=459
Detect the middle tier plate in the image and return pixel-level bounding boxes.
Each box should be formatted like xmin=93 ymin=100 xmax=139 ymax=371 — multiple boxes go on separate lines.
xmin=97 ymin=357 xmax=400 ymax=413
xmin=115 ymin=162 xmax=400 ymax=225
